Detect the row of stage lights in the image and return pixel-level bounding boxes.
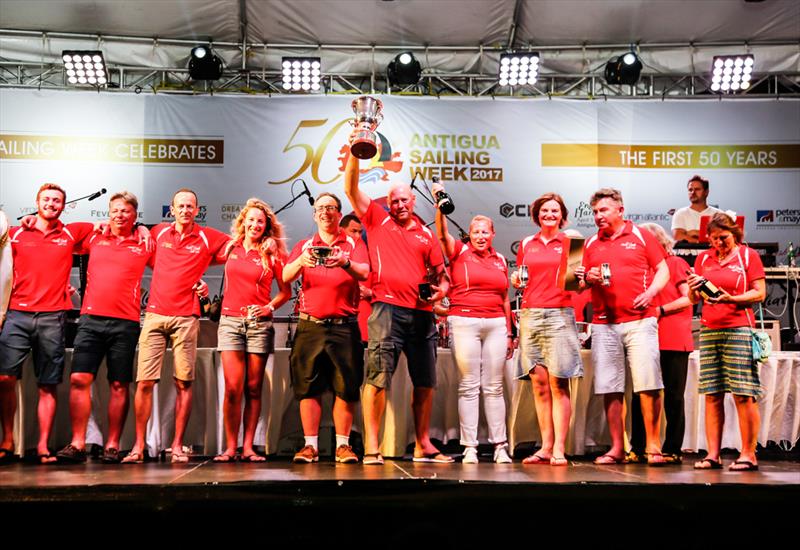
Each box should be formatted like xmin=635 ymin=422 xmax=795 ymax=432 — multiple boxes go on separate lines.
xmin=59 ymin=47 xmax=756 ymax=95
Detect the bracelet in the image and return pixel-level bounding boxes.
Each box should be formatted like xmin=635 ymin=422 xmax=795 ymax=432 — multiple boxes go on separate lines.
xmin=342 ymin=259 xmax=351 ymax=270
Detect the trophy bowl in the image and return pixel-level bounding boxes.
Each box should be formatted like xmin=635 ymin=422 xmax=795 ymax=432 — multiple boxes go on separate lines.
xmin=350 ymin=95 xmax=383 ymax=160
xmin=309 ymin=246 xmax=334 ymax=266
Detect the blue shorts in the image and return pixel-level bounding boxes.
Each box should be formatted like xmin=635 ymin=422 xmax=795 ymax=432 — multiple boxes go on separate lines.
xmin=72 ymin=315 xmax=140 ymax=383
xmin=366 ymin=302 xmax=437 ymax=389
xmin=0 ymin=309 xmax=67 ymax=385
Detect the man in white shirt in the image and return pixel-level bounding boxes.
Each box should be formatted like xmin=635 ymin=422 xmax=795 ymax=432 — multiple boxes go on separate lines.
xmin=671 ymin=175 xmax=721 ymax=243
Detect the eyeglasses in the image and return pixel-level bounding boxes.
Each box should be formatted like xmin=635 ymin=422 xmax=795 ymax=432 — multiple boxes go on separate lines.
xmin=314 ymin=205 xmax=339 ymax=213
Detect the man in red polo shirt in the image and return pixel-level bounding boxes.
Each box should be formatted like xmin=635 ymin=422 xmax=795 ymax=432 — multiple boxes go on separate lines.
xmin=53 ymin=191 xmax=151 ymax=464
xmin=122 ymin=188 xmax=229 ymax=464
xmin=344 ymin=152 xmax=451 ymax=465
xmin=576 ymin=188 xmax=669 ymax=465
xmin=283 ymin=193 xmax=369 ymax=463
xmin=0 ymin=183 xmax=94 ymax=463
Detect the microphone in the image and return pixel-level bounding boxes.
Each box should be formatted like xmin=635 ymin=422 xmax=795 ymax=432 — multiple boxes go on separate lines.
xmin=88 ymin=188 xmax=107 ymax=201
xmin=298 ymin=179 xmax=315 ymax=206
xmin=432 ymin=177 xmax=455 ymax=215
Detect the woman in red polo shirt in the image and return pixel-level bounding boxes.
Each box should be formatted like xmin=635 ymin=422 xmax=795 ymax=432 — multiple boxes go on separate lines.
xmin=628 ymin=223 xmax=693 ymax=464
xmin=215 ymin=198 xmax=291 ymax=462
xmin=432 ymin=182 xmax=513 ymax=464
xmin=688 ymin=212 xmax=765 ymax=471
xmin=511 ymin=193 xmax=583 ymax=466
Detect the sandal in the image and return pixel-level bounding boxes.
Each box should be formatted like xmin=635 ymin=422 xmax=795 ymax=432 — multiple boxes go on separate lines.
xmin=646 ymin=452 xmax=667 ymax=466
xmin=171 ymin=451 xmax=189 ymax=463
xmin=213 ymin=453 xmax=237 ymax=463
xmin=240 ymin=453 xmax=266 ymax=463
xmin=0 ymin=447 xmax=16 ymax=465
xmin=693 ymin=458 xmax=722 ymax=470
xmin=550 ymin=456 xmax=568 ymax=466
xmin=37 ymin=452 xmax=57 ymax=465
xmin=729 ymin=459 xmax=759 ymax=471
xmin=412 ymin=451 xmax=454 ymax=463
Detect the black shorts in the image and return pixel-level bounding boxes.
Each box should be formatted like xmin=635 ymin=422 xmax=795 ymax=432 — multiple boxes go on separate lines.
xmin=289 ymin=318 xmax=364 ymax=402
xmin=0 ymin=310 xmax=66 ymax=385
xmin=365 ymin=302 xmax=437 ymax=390
xmin=72 ymin=315 xmax=140 ymax=383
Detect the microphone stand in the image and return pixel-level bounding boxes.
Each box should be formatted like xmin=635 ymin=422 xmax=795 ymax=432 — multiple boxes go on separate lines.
xmin=15 ymin=189 xmax=105 ymax=220
xmin=274 ymin=179 xmax=314 ymax=215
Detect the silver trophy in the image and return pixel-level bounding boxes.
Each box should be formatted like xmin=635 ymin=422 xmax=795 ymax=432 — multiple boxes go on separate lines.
xmin=309 ymin=246 xmax=335 ymax=266
xmin=518 ymin=265 xmax=529 ymax=288
xmin=350 ymin=95 xmax=384 ymax=159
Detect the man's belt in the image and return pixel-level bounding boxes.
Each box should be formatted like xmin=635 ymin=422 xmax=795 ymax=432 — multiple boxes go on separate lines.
xmin=299 ymin=312 xmax=357 ymax=325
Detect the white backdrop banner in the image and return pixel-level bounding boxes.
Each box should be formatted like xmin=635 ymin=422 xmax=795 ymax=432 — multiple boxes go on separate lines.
xmin=1 ymin=90 xmax=798 ymax=314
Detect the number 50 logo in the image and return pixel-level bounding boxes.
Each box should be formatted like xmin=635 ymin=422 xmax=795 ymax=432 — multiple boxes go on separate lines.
xmin=269 ymin=118 xmax=353 ymax=185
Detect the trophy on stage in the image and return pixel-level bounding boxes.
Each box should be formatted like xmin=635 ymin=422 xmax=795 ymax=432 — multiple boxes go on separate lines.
xmin=309 ymin=245 xmax=336 ymax=266
xmin=350 ymin=95 xmax=383 ymax=159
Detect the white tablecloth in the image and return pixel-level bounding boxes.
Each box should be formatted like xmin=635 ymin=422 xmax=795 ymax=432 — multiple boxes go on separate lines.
xmin=15 ymin=349 xmax=800 ymax=457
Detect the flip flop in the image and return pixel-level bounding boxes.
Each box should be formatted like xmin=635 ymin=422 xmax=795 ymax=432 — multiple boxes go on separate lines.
xmin=362 ymin=452 xmax=384 ymax=465
xmin=121 ymin=451 xmax=145 ymax=464
xmin=240 ymin=454 xmax=266 ymax=463
xmin=0 ymin=448 xmax=16 ymax=465
xmin=729 ymin=459 xmax=759 ymax=471
xmin=37 ymin=452 xmax=57 ymax=465
xmin=171 ymin=452 xmax=189 ymax=463
xmin=550 ymin=456 xmax=568 ymax=466
xmin=213 ymin=453 xmax=237 ymax=463
xmin=412 ymin=451 xmax=454 ymax=463
xmin=522 ymin=453 xmax=551 ymax=465
xmin=593 ymin=453 xmax=626 ymax=465
xmin=646 ymin=452 xmax=667 ymax=467
xmin=693 ymin=458 xmax=722 ymax=470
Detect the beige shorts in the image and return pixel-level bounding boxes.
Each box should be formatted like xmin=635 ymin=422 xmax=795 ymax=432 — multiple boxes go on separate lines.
xmin=137 ymin=312 xmax=199 ymax=382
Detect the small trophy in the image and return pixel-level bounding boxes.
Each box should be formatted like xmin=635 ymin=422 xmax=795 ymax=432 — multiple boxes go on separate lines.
xmin=350 ymin=95 xmax=384 ymax=159
xmin=309 ymin=246 xmax=335 ymax=266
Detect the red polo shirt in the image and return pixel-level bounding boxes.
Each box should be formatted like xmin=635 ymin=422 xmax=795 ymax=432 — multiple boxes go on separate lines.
xmin=288 ymin=230 xmax=368 ymax=318
xmin=516 ymin=232 xmax=572 ymax=308
xmin=583 ymin=221 xmax=665 ymax=324
xmin=656 ymin=255 xmax=693 ymax=351
xmin=8 ymin=221 xmax=93 ymax=312
xmin=361 ymin=200 xmax=444 ymax=311
xmin=447 ymin=241 xmax=508 ymax=318
xmin=146 ymin=222 xmax=230 ymax=317
xmin=80 ymin=232 xmax=152 ymax=321
xmin=695 ymin=246 xmax=765 ymax=329
xmin=221 ymin=243 xmax=285 ymax=317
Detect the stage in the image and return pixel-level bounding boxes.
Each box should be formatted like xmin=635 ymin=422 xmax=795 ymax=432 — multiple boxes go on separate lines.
xmin=1 ymin=453 xmax=796 ymax=547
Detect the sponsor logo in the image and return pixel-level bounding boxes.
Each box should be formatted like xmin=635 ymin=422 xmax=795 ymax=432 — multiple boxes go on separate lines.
xmin=573 ymin=201 xmax=595 ymax=229
xmin=510 ymin=240 xmax=520 ymax=255
xmin=221 ymin=203 xmax=246 ymax=222
xmin=162 ymin=204 xmax=207 ymax=223
xmin=621 ymin=242 xmax=637 ymax=250
xmin=757 ymin=209 xmax=799 ymax=226
xmin=90 ymin=209 xmax=144 ymax=220
xmin=500 ymin=203 xmax=529 ymax=218
xmin=409 ymin=133 xmax=502 ymax=183
xmin=185 ymin=244 xmax=202 ymax=254
xmin=52 ymin=237 xmax=69 ymax=246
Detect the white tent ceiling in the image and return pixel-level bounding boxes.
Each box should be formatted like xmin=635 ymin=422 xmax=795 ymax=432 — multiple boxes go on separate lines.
xmin=1 ymin=0 xmax=798 ymax=96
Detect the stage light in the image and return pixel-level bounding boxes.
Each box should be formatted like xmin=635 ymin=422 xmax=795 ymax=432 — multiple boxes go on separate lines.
xmin=62 ymin=50 xmax=107 ymax=88
xmin=281 ymin=57 xmax=322 ymax=93
xmin=604 ymin=51 xmax=642 ymax=86
xmin=387 ymin=52 xmax=422 ymax=86
xmin=189 ymin=45 xmax=223 ymax=80
xmin=497 ymin=52 xmax=540 ymax=87
xmin=710 ymin=54 xmax=754 ymax=93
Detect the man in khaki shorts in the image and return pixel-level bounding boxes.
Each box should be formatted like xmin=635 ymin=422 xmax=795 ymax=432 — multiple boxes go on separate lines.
xmin=123 ymin=188 xmax=229 ymax=463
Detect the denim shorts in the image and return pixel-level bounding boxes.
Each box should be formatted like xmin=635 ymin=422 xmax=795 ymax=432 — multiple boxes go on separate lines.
xmin=217 ymin=315 xmax=274 ymax=354
xmin=72 ymin=315 xmax=140 ymax=382
xmin=517 ymin=308 xmax=583 ymax=379
xmin=0 ymin=309 xmax=67 ymax=385
xmin=366 ymin=302 xmax=437 ymax=389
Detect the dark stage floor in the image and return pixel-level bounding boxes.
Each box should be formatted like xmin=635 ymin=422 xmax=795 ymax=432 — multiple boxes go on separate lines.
xmin=2 ymin=455 xmax=797 ymax=548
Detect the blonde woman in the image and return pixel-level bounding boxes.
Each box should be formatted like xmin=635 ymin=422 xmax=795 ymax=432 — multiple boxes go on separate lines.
xmin=215 ymin=199 xmax=291 ymax=462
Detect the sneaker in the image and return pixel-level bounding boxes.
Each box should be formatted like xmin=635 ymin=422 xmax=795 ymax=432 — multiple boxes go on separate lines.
xmin=335 ymin=445 xmax=358 ymax=463
xmin=494 ymin=445 xmax=512 ymax=464
xmin=56 ymin=444 xmax=87 ymax=464
xmin=462 ymin=447 xmax=479 ymax=464
xmin=293 ymin=445 xmax=319 ymax=463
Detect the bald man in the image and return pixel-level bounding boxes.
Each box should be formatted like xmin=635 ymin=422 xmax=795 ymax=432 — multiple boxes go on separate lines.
xmin=344 ymin=152 xmax=452 ymax=465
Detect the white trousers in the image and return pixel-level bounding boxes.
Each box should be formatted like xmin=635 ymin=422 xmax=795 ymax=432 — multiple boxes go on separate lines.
xmin=448 ymin=315 xmax=508 ymax=446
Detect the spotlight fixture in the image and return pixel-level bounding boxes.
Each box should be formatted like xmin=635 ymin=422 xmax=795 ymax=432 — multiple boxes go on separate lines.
xmin=62 ymin=50 xmax=108 ymax=87
xmin=604 ymin=51 xmax=643 ymax=86
xmin=387 ymin=51 xmax=421 ymax=86
xmin=710 ymin=54 xmax=754 ymax=93
xmin=498 ymin=52 xmax=540 ymax=87
xmin=188 ymin=45 xmax=223 ymax=81
xmin=281 ymin=57 xmax=322 ymax=93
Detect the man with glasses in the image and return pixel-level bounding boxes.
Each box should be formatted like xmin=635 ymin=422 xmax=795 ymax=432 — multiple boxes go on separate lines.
xmin=283 ymin=193 xmax=369 ymax=463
